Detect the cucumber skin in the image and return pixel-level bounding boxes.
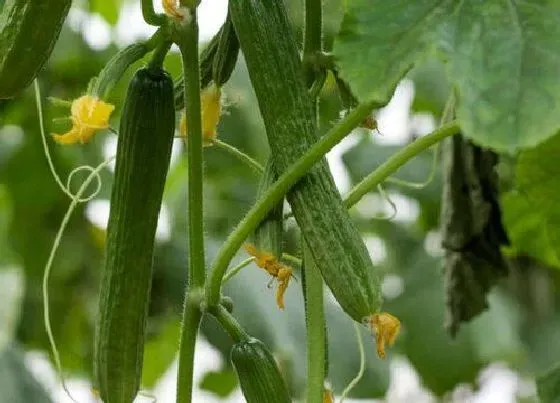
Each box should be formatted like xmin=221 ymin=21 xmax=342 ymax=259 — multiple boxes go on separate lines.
xmin=229 ymin=0 xmax=381 ymax=322
xmin=231 ymin=338 xmax=291 ymax=403
xmin=95 ymin=68 xmax=175 ymax=403
xmin=0 ymin=0 xmax=71 ymax=98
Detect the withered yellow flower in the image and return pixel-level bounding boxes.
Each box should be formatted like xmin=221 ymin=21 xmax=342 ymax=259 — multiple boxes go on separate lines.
xmin=323 ymin=389 xmax=334 ymax=403
xmin=244 ymin=243 xmax=293 ymax=310
xmin=180 ymin=85 xmax=222 ymax=146
xmin=367 ymin=312 xmax=401 ymax=359
xmin=52 ymin=95 xmax=114 ymax=145
xmin=162 ymin=0 xmax=184 ymax=20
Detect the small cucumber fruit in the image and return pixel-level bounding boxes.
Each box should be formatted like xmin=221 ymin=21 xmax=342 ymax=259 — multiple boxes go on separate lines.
xmin=95 ymin=67 xmax=175 ymax=403
xmin=0 ymin=0 xmax=72 ymax=98
xmin=231 ymin=338 xmax=291 ymax=403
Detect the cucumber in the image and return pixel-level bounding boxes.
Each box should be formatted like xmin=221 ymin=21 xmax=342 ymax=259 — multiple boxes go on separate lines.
xmin=0 ymin=0 xmax=71 ymax=98
xmin=231 ymin=338 xmax=291 ymax=403
xmin=229 ymin=0 xmax=381 ymax=322
xmin=94 ymin=67 xmax=175 ymax=403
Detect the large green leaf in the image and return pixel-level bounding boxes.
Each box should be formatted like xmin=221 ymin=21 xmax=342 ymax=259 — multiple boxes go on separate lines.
xmin=502 ymin=191 xmax=560 ymax=268
xmin=512 ymin=132 xmax=560 ymax=265
xmin=333 ymin=1 xmax=455 ymax=104
xmin=334 ymin=0 xmax=560 ymax=152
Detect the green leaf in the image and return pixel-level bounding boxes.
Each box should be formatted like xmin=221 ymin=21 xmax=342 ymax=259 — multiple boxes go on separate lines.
xmin=501 ymin=191 xmax=560 ymax=268
xmin=334 ymin=0 xmax=560 ymax=152
xmin=0 ymin=345 xmax=53 ymax=403
xmin=513 ymin=132 xmax=560 ymax=265
xmin=441 ymin=1 xmax=560 ymax=151
xmin=199 ymin=369 xmax=238 ymax=398
xmin=332 ymin=1 xmax=456 ymax=104
xmin=89 ymin=0 xmax=121 ymax=26
xmin=537 ymin=362 xmax=560 ymax=403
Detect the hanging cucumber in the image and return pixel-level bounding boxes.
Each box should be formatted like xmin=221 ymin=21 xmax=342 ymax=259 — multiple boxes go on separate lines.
xmin=229 ymin=0 xmax=381 ymax=323
xmin=0 ymin=0 xmax=72 ymax=98
xmin=94 ymin=67 xmax=175 ymax=403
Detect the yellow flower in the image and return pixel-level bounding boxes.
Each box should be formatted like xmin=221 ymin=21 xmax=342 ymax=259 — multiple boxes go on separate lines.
xmin=52 ymin=95 xmax=114 ymax=145
xmin=366 ymin=312 xmax=401 ymax=359
xmin=180 ymin=85 xmax=222 ymax=146
xmin=323 ymin=388 xmax=334 ymax=403
xmin=244 ymin=243 xmax=293 ymax=310
xmin=162 ymin=0 xmax=184 ymax=20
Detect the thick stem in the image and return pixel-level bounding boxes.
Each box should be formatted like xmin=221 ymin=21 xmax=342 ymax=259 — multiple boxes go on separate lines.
xmin=177 ymin=9 xmax=205 ymax=403
xmin=177 ymin=299 xmax=202 ymax=403
xmin=141 ymin=0 xmax=166 ymax=26
xmin=205 ymin=101 xmax=377 ymax=307
xmin=209 ymin=305 xmax=250 ymax=343
xmin=302 ymin=243 xmax=326 ymax=403
xmin=344 ymin=121 xmax=460 ymax=209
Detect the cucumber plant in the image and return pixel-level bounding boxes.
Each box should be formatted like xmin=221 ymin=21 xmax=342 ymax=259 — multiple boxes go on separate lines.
xmin=27 ymin=0 xmax=560 ymax=402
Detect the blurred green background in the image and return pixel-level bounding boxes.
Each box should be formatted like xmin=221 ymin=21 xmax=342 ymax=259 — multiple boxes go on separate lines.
xmin=0 ymin=0 xmax=559 ymax=402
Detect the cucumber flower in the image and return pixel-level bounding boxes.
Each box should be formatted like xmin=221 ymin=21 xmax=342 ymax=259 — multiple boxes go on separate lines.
xmin=162 ymin=0 xmax=184 ymax=20
xmin=180 ymin=84 xmax=222 ymax=146
xmin=244 ymin=243 xmax=293 ymax=310
xmin=366 ymin=312 xmax=401 ymax=359
xmin=52 ymin=95 xmax=114 ymax=145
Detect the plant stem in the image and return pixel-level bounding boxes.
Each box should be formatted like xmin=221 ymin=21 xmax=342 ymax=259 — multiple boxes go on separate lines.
xmin=339 ymin=323 xmax=366 ymax=402
xmin=212 ymin=139 xmax=264 ymax=174
xmin=302 ymin=243 xmax=326 ymax=403
xmin=205 ymin=100 xmax=377 ymax=307
xmin=141 ymin=0 xmax=166 ymax=26
xmin=148 ymin=41 xmax=172 ymax=70
xmin=222 ymin=257 xmax=255 ymax=284
xmin=303 ymin=0 xmax=322 ymax=85
xmin=209 ymin=305 xmax=250 ymax=343
xmin=177 ymin=8 xmax=205 ymax=403
xmin=177 ymin=300 xmax=202 ymax=403
xmin=344 ymin=121 xmax=460 ymax=209
xmin=180 ymin=10 xmax=206 ymax=289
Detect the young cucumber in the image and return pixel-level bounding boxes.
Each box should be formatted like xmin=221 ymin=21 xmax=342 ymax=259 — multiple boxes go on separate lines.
xmin=231 ymin=338 xmax=291 ymax=403
xmin=229 ymin=0 xmax=381 ymax=322
xmin=0 ymin=0 xmax=72 ymax=98
xmin=95 ymin=67 xmax=175 ymax=403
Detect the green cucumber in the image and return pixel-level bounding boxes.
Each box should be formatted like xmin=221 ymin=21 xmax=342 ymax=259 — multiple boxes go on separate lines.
xmin=229 ymin=0 xmax=381 ymax=322
xmin=94 ymin=67 xmax=175 ymax=403
xmin=0 ymin=0 xmax=72 ymax=98
xmin=231 ymin=338 xmax=291 ymax=403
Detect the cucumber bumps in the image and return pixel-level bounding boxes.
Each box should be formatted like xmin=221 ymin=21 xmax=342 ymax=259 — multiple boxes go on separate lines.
xmin=95 ymin=67 xmax=175 ymax=403
xmin=0 ymin=0 xmax=71 ymax=98
xmin=229 ymin=1 xmax=381 ymax=323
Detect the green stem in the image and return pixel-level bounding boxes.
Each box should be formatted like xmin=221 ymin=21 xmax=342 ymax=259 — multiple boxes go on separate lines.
xmin=141 ymin=0 xmax=166 ymax=26
xmin=176 ymin=9 xmax=205 ymax=403
xmin=303 ymin=0 xmax=322 ymax=85
xmin=177 ymin=300 xmax=202 ymax=403
xmin=212 ymin=139 xmax=264 ymax=174
xmin=281 ymin=253 xmax=302 ymax=267
xmin=339 ymin=323 xmax=366 ymax=402
xmin=209 ymin=305 xmax=250 ymax=343
xmin=222 ymin=257 xmax=255 ymax=284
xmin=179 ymin=10 xmax=205 ymax=289
xmin=303 ymin=243 xmax=326 ymax=403
xmin=205 ymin=100 xmax=378 ymax=307
xmin=148 ymin=41 xmax=172 ymax=70
xmin=344 ymin=121 xmax=460 ymax=209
